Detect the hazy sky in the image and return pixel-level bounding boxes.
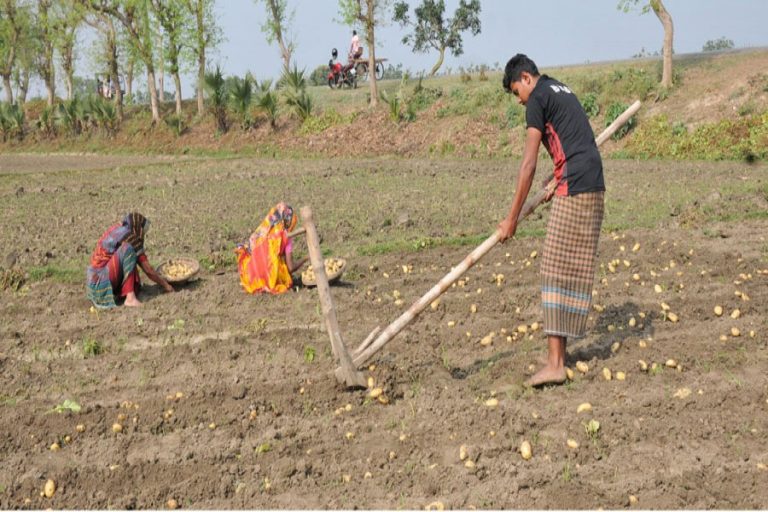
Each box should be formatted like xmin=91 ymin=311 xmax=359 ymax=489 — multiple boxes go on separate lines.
xmin=212 ymin=0 xmax=768 ymax=80
xmin=74 ymin=0 xmax=768 ymax=97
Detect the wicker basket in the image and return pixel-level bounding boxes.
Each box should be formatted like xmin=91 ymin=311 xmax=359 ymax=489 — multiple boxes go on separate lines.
xmin=157 ymin=257 xmax=200 ymax=284
xmin=301 ymin=258 xmax=346 ymax=287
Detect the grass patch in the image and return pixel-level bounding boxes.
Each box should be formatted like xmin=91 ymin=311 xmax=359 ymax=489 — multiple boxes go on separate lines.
xmin=82 ymin=337 xmax=104 ymax=358
xmin=28 ymin=264 xmax=81 ymax=284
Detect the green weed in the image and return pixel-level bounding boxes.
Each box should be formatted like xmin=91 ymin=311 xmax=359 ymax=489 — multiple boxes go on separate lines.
xmin=82 ymin=338 xmax=103 ymax=358
xmin=304 ymin=346 xmax=316 ymax=363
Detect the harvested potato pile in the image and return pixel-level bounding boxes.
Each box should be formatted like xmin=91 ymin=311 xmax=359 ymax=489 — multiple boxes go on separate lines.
xmin=303 ymin=258 xmax=344 ymax=282
xmin=164 ymin=261 xmax=193 ymax=279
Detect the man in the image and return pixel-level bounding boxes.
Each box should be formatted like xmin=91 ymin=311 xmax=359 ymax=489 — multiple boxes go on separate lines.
xmin=498 ymin=54 xmax=605 ymax=387
xmin=349 ymin=30 xmax=362 ymax=60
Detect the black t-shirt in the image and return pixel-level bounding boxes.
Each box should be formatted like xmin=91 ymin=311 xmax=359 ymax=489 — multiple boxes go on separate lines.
xmin=525 ymin=75 xmax=605 ymax=196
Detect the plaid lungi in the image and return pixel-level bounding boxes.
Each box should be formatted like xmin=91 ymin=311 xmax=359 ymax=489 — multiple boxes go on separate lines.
xmin=541 ymin=191 xmax=604 ymax=339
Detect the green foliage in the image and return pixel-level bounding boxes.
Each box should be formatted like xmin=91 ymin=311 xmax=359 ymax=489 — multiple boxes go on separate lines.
xmin=408 ymin=76 xmax=442 ymax=112
xmin=381 ymin=63 xmax=405 ymax=80
xmin=281 ymin=65 xmax=314 ymax=120
xmin=88 ymin=97 xmax=119 ymax=136
xmin=309 ymin=64 xmax=328 ymax=86
xmin=35 ymin=105 xmax=57 ymax=139
xmin=228 ymin=75 xmax=254 ymax=130
xmin=164 ymin=114 xmax=187 ymax=136
xmin=82 ymin=337 xmax=103 ymax=358
xmin=623 ymin=112 xmax=768 ymax=161
xmin=0 ymin=102 xmax=26 ymax=141
xmin=51 ymin=399 xmax=81 ymax=414
xmin=393 ymin=0 xmax=481 ymax=76
xmin=56 ymin=97 xmax=84 ymax=135
xmin=505 ymin=103 xmax=524 ymax=128
xmin=303 ymin=346 xmax=316 ymax=363
xmin=605 ymin=101 xmax=636 ymax=140
xmin=581 ymin=92 xmax=600 ymax=118
xmin=299 ymin=108 xmax=354 ymax=134
xmin=204 ymin=65 xmax=228 ymax=134
xmin=703 ymin=37 xmax=735 ymax=52
xmin=380 ymin=76 xmax=416 ymax=124
xmin=584 ymin=419 xmax=601 ymax=444
xmin=257 ymin=89 xmax=279 ymax=129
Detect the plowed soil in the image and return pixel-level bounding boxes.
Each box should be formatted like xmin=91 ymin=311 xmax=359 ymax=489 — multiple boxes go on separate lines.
xmin=0 ymin=154 xmax=767 ymax=509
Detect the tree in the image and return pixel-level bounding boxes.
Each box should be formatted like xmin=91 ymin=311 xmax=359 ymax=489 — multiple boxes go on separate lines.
xmin=180 ymin=0 xmax=221 ymax=116
xmin=619 ymin=0 xmax=674 ymax=88
xmin=702 ymin=36 xmax=734 ymax=53
xmin=0 ymin=0 xmax=30 ymax=104
xmin=256 ymin=0 xmax=294 ymax=72
xmin=150 ymin=0 xmax=192 ymax=115
xmin=393 ymin=0 xmax=480 ymax=77
xmin=82 ymin=7 xmax=124 ymax=119
xmin=52 ymin=0 xmax=84 ymax=101
xmin=85 ymin=0 xmax=162 ymax=123
xmin=338 ymin=0 xmax=390 ymax=108
xmin=34 ymin=0 xmax=57 ymax=106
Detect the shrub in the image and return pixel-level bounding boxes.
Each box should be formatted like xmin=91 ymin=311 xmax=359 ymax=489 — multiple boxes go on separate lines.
xmin=257 ymin=90 xmax=279 ymax=129
xmin=0 ymin=103 xmax=26 ymax=141
xmin=581 ymin=92 xmax=600 ymax=118
xmin=35 ymin=105 xmax=56 ymax=139
xmin=204 ymin=65 xmax=228 ymax=134
xmin=702 ymin=37 xmax=735 ymax=52
xmin=228 ymin=75 xmax=254 ymax=130
xmin=605 ymin=101 xmax=636 ymax=140
xmin=164 ymin=114 xmax=187 ymax=136
xmin=309 ymin=64 xmax=328 ymax=86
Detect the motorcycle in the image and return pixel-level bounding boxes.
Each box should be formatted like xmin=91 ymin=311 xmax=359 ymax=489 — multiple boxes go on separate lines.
xmin=326 ymin=48 xmax=358 ymax=89
xmin=327 ymin=58 xmax=357 ymax=89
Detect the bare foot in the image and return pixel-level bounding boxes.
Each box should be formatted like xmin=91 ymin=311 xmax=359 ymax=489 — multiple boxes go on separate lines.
xmin=124 ymin=292 xmax=142 ymax=307
xmin=524 ymin=364 xmax=567 ymax=388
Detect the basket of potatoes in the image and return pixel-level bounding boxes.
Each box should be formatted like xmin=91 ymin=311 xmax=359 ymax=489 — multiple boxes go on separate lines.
xmin=301 ymin=257 xmax=346 ymax=287
xmin=157 ymin=257 xmax=200 ymax=284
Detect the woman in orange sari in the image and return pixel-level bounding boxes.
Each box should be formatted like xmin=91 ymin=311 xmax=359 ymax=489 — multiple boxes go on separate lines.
xmin=235 ymin=202 xmax=308 ymax=294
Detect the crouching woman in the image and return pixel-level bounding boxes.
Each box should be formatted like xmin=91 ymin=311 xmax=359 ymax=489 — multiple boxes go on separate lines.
xmin=235 ymin=202 xmax=308 ymax=294
xmin=86 ymin=212 xmax=174 ymax=308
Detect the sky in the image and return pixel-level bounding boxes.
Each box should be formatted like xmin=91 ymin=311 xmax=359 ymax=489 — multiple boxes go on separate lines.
xmin=67 ymin=0 xmax=768 ymax=98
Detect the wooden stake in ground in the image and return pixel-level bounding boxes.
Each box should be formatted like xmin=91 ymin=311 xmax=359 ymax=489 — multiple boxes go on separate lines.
xmin=345 ymin=100 xmax=642 ymax=370
xmin=300 ymin=207 xmax=366 ymax=388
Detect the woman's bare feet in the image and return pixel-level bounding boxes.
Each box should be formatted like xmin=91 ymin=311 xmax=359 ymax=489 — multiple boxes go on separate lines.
xmin=124 ymin=292 xmax=142 ymax=307
xmin=525 ymin=365 xmax=567 ymax=387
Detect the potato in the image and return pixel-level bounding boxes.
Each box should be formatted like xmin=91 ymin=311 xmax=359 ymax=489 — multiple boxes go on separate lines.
xmin=520 ymin=440 xmax=532 ymax=460
xmin=566 ymin=439 xmax=579 ymax=449
xmin=654 ymin=284 xmax=663 ymax=293
xmin=369 ymin=387 xmax=383 ymax=398
xmin=667 ymin=312 xmax=679 ymax=323
xmin=602 ymin=367 xmax=612 ymax=381
xmin=577 ymin=402 xmax=592 ymax=414
xmin=43 ymin=479 xmax=56 ymax=498
xmin=632 ymin=243 xmax=641 ymax=252
xmin=50 ymin=442 xmax=60 ymax=451
xmin=616 ymin=371 xmax=626 ymax=381
xmin=660 ymin=302 xmax=671 ymax=311
xmin=484 ymin=398 xmax=499 ymax=408
xmin=665 ymin=359 xmax=677 ymax=368
xmin=629 ymin=495 xmax=639 ymax=506
xmin=459 ymin=445 xmax=468 ymax=461
xmin=430 ymin=299 xmax=441 ymax=310
xmin=565 ymin=367 xmax=574 ymax=380
xmin=464 ymin=459 xmax=476 ymax=469
xmin=480 ymin=332 xmax=495 ymax=346
xmin=575 ymin=361 xmax=589 ymax=373
xmin=470 ymin=304 xmax=478 ymax=314
xmin=112 ymin=423 xmax=123 ymax=433
xmin=730 ymin=309 xmax=741 ymax=319
xmin=76 ymin=424 xmax=86 ymax=433
xmin=638 ymin=360 xmax=648 ymax=371
xmin=731 ymin=327 xmax=741 ymax=337
xmin=166 ymin=498 xmax=178 ymax=510
xmin=425 ymin=501 xmax=445 ymax=511
xmin=628 ymin=317 xmax=637 ymax=327
xmin=611 ymin=341 xmax=621 ymax=353
xmin=208 ymin=422 xmax=216 ymax=430
xmin=714 ymin=305 xmax=723 ymax=317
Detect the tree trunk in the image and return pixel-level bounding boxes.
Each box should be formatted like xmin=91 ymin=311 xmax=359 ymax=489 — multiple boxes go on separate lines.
xmin=651 ymin=0 xmax=674 ymax=88
xmin=63 ymin=53 xmax=74 ymax=100
xmin=278 ymin=39 xmax=291 ymax=72
xmin=16 ymin=68 xmax=29 ymax=105
xmin=108 ymin=48 xmax=123 ymax=120
xmin=2 ymin=75 xmax=13 ymax=104
xmin=430 ymin=46 xmax=446 ymax=77
xmin=197 ymin=51 xmax=205 ymax=115
xmin=173 ymin=71 xmax=182 ymax=115
xmin=147 ymin=68 xmax=160 ymax=123
xmin=365 ymin=0 xmax=378 ymax=108
xmin=157 ymin=31 xmax=164 ymax=102
xmin=126 ymin=60 xmax=134 ymax=101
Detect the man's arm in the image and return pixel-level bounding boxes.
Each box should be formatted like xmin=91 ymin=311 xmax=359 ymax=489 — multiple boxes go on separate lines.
xmin=498 ymin=127 xmax=543 ymax=242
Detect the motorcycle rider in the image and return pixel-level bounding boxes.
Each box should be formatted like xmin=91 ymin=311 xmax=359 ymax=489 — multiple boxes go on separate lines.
xmin=349 ymin=30 xmax=363 ymax=61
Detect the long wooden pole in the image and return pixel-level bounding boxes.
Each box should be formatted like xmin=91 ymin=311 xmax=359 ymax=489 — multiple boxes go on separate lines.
xmin=347 ymin=100 xmax=641 ymax=369
xmin=301 ymin=207 xmax=366 ymax=387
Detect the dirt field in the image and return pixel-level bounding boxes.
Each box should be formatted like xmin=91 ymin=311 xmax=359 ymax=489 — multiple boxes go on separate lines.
xmin=1 ymin=154 xmax=767 ymax=509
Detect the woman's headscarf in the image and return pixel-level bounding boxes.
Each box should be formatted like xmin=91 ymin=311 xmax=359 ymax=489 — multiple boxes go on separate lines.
xmin=122 ymin=212 xmax=147 ymax=253
xmin=254 ymin=202 xmax=296 ymax=239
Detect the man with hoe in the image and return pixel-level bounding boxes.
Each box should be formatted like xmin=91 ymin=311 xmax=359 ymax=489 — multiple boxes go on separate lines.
xmin=498 ymin=54 xmax=605 ymax=387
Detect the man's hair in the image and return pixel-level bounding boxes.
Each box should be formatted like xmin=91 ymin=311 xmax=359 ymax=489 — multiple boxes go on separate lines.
xmin=353 ymin=30 xmax=357 ymax=35
xmin=502 ymin=54 xmax=540 ymax=91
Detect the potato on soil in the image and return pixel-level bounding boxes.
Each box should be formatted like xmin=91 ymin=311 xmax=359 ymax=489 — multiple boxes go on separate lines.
xmin=112 ymin=423 xmax=123 ymax=433
xmin=43 ymin=479 xmax=56 ymax=498
xmin=576 ymin=361 xmax=589 ymax=373
xmin=567 ymin=439 xmax=579 ymax=449
xmin=714 ymin=305 xmax=723 ymax=316
xmin=520 ymin=440 xmax=532 ymax=460
xmin=577 ymin=402 xmax=592 ymax=414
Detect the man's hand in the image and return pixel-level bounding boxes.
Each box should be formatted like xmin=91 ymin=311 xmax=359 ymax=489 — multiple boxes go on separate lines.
xmin=163 ymin=282 xmax=175 ymax=293
xmin=498 ymin=216 xmax=518 ymax=243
